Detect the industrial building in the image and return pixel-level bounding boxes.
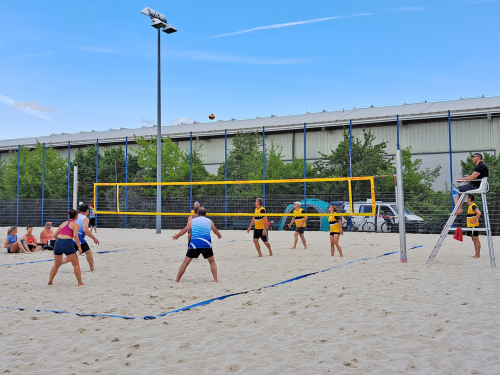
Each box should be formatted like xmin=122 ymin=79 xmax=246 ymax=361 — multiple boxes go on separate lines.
xmin=1 ymin=96 xmax=499 ymax=190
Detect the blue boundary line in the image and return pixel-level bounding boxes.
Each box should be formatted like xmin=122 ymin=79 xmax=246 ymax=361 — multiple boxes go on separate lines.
xmin=0 ymin=245 xmax=423 ymax=321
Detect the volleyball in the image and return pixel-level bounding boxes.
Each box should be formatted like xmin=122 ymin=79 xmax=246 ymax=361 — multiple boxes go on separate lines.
xmin=209 ymin=113 xmax=215 ymax=120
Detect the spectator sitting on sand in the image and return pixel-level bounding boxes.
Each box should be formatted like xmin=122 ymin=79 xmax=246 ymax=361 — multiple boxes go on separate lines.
xmin=4 ymin=226 xmax=32 ymax=254
xmin=40 ymin=222 xmax=56 ymax=250
xmin=23 ymin=226 xmax=42 ymax=252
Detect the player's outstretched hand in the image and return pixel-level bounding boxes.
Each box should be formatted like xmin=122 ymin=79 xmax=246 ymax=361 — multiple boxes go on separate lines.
xmin=171 ymin=234 xmax=179 ymax=240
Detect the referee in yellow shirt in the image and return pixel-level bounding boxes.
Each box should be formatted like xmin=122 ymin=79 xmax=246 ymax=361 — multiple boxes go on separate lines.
xmin=247 ymin=198 xmax=273 ymax=257
xmin=288 ymin=202 xmax=308 ymax=249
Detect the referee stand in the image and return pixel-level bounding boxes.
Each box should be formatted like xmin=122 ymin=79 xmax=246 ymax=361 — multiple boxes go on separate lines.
xmin=426 ymin=178 xmax=496 ymax=268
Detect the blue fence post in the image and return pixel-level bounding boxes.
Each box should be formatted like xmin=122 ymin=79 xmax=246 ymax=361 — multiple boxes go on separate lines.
xmin=349 ymin=120 xmax=353 ymax=231
xmin=448 ymin=110 xmax=453 ymax=211
xmin=349 ymin=120 xmax=353 ymax=178
xmin=16 ymin=145 xmax=20 ymax=227
xmin=41 ymin=143 xmax=45 ymax=227
xmin=263 ymin=126 xmax=266 ymax=206
xmin=224 ymin=129 xmax=228 ymax=230
xmin=303 ymin=123 xmax=306 ymax=211
xmin=190 ymin=132 xmax=193 ymax=209
xmin=96 ymin=139 xmax=99 ymax=227
xmin=125 ymin=136 xmax=128 ymax=228
xmin=67 ymin=141 xmax=70 ymax=212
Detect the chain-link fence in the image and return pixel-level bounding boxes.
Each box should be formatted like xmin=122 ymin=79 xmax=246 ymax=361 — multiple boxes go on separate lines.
xmin=2 ymin=191 xmax=499 ymax=235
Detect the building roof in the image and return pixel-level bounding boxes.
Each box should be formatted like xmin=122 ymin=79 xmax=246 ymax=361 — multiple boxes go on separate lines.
xmin=1 ymin=96 xmax=499 ymax=151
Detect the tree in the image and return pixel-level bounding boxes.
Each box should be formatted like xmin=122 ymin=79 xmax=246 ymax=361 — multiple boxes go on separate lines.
xmin=312 ymin=130 xmax=395 ymax=196
xmin=0 ymin=142 xmax=67 ymax=198
xmin=134 ymin=135 xmax=216 ymax=197
xmin=216 ymin=132 xmax=264 ymax=197
xmin=70 ymin=145 xmax=140 ymax=198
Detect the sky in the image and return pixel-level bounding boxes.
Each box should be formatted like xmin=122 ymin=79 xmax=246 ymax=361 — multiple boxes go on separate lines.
xmin=0 ymin=0 xmax=499 ymax=139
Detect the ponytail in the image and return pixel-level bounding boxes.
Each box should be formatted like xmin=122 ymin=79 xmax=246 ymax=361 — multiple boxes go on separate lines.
xmin=7 ymin=226 xmax=17 ymax=236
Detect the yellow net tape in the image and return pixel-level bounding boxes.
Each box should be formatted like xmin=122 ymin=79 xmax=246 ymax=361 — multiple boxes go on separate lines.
xmin=94 ymin=176 xmax=376 ymax=217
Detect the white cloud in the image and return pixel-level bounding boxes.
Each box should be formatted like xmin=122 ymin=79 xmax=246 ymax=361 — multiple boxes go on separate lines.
xmin=76 ymin=46 xmax=119 ymax=53
xmin=141 ymin=118 xmax=155 ymax=125
xmin=11 ymin=101 xmax=54 ymax=112
xmin=0 ymin=94 xmax=55 ymax=122
xmin=17 ymin=51 xmax=54 ymax=58
xmin=168 ymin=49 xmax=307 ymax=65
xmin=172 ymin=117 xmax=195 ymax=125
xmin=207 ymin=13 xmax=373 ymax=38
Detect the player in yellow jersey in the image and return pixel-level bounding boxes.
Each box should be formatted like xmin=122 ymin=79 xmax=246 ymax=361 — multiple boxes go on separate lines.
xmin=466 ymin=195 xmax=482 ymax=259
xmin=328 ymin=205 xmax=343 ymax=257
xmin=247 ymin=198 xmax=273 ymax=257
xmin=187 ymin=201 xmax=200 ymax=248
xmin=288 ymin=202 xmax=308 ymax=249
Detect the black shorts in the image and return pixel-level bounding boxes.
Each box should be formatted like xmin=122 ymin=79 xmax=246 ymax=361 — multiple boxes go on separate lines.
xmin=466 ymin=229 xmax=479 ymax=237
xmin=73 ymin=242 xmax=91 ymax=253
xmin=28 ymin=244 xmax=37 ymax=250
xmin=330 ymin=232 xmax=340 ymax=236
xmin=295 ymin=227 xmax=305 ymax=234
xmin=186 ymin=248 xmax=214 ymax=259
xmin=253 ymin=229 xmax=268 ymax=242
xmin=89 ymin=218 xmax=96 ymax=227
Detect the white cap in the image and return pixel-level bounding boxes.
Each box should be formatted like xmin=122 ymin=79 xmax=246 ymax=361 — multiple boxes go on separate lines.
xmin=294 ymin=201 xmax=301 ymax=205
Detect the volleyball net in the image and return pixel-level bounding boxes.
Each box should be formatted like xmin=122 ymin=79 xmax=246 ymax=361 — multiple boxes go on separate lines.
xmin=93 ymin=177 xmax=376 ymax=228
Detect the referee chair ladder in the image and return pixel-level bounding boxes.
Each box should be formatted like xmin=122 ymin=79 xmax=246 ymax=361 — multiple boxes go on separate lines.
xmin=426 ymin=178 xmax=496 ymax=268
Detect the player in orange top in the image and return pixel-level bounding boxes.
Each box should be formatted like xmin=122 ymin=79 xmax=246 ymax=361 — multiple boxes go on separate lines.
xmin=247 ymin=198 xmax=272 ymax=257
xmin=288 ymin=202 xmax=308 ymax=249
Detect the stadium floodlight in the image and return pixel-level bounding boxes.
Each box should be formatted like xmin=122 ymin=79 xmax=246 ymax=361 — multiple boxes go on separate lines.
xmin=140 ymin=6 xmax=177 ymax=234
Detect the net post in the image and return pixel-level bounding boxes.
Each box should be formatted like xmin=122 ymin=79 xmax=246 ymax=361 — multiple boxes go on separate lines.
xmin=73 ymin=166 xmax=78 ymax=210
xmin=96 ymin=139 xmax=99 ymax=229
xmin=349 ymin=120 xmax=353 ymax=178
xmin=448 ymin=110 xmax=453 ymax=212
xmin=41 ymin=143 xmax=45 ymax=227
xmin=190 ymin=131 xmax=193 ymax=209
xmin=263 ymin=126 xmax=265 ymax=206
xmin=224 ymin=129 xmax=228 ymax=230
xmin=116 ymin=183 xmax=120 ymax=214
xmin=396 ymin=115 xmax=407 ymax=263
xmin=348 ymin=179 xmax=353 ymax=218
xmin=16 ymin=144 xmax=20 ymax=227
xmin=370 ymin=177 xmax=376 ymax=215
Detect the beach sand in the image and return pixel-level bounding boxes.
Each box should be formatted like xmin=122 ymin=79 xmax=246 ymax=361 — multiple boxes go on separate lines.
xmin=1 ymin=227 xmax=499 ymax=374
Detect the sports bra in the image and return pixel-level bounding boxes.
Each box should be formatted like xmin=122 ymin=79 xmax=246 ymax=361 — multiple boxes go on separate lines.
xmin=59 ymin=221 xmax=74 ymax=237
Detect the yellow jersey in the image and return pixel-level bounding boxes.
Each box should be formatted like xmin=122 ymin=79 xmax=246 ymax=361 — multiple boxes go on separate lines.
xmin=328 ymin=214 xmax=340 ymax=233
xmin=254 ymin=207 xmax=267 ymax=229
xmin=467 ymin=203 xmax=479 ymax=228
xmin=293 ymin=208 xmax=306 ymax=228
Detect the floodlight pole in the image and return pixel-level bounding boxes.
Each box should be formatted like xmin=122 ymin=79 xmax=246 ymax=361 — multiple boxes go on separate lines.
xmin=156 ymin=27 xmax=162 ymax=234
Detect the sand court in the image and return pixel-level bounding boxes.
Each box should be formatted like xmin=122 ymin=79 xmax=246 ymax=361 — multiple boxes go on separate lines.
xmin=1 ymin=228 xmax=500 ymax=374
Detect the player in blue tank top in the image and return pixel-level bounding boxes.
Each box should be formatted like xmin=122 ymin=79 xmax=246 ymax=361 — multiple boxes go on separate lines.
xmin=61 ymin=204 xmax=100 ymax=271
xmin=171 ymin=207 xmax=222 ymax=282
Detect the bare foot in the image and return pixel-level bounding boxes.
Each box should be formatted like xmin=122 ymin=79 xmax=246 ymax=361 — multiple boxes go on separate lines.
xmin=78 ymin=282 xmax=85 ymax=286
xmin=455 ymin=208 xmax=463 ymax=215
xmin=473 ymin=255 xmax=480 ymax=259
xmin=290 ymin=247 xmax=296 ymax=250
xmin=269 ymin=251 xmax=273 ymax=256
xmin=48 ymin=282 xmax=52 ymax=285
xmin=304 ymin=246 xmax=308 ymax=249
xmin=340 ymin=255 xmax=344 ymax=257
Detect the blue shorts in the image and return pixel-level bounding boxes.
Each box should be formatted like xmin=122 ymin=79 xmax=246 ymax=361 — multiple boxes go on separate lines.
xmin=54 ymin=238 xmax=77 ymax=256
